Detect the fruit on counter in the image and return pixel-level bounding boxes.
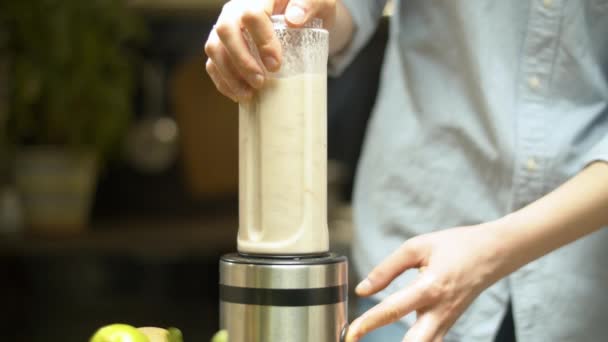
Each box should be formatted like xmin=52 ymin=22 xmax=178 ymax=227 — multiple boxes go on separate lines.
xmin=211 ymin=330 xmax=228 ymax=342
xmin=90 ymin=324 xmax=183 ymax=342
xmin=139 ymin=327 xmax=183 ymax=342
xmin=90 ymin=324 xmax=148 ymax=342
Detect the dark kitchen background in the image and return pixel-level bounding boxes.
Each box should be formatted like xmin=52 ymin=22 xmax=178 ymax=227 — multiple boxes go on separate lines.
xmin=0 ymin=1 xmax=390 ymax=341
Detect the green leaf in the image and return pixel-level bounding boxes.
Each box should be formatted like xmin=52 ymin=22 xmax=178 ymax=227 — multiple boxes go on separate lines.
xmin=0 ymin=0 xmax=146 ymax=161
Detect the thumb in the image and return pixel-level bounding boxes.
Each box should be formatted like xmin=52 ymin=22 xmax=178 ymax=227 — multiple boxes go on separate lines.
xmin=285 ymin=0 xmax=334 ymax=27
xmin=355 ymin=238 xmax=426 ymax=297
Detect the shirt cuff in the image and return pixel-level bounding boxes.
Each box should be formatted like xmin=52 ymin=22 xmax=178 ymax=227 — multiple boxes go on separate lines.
xmin=328 ymin=0 xmax=386 ymax=76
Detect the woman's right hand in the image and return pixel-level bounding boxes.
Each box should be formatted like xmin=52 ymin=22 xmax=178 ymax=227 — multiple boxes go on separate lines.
xmin=203 ymin=0 xmax=336 ymax=102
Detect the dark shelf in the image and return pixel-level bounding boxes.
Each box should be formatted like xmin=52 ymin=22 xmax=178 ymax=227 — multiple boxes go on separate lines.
xmin=0 ymin=216 xmax=238 ymax=258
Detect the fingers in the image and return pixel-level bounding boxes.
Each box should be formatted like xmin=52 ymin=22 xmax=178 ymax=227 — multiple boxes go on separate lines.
xmin=402 ymin=312 xmax=442 ymax=342
xmin=346 ymin=275 xmax=436 ymax=342
xmin=285 ymin=0 xmax=336 ymax=27
xmin=205 ymin=31 xmax=253 ymax=101
xmin=215 ymin=3 xmax=266 ymax=89
xmin=204 ymin=0 xmax=284 ymax=101
xmin=356 ymin=238 xmax=426 ymax=297
xmin=203 ymin=0 xmax=337 ymax=101
xmin=205 ymin=59 xmax=238 ymax=103
xmin=241 ymin=3 xmax=281 ymax=71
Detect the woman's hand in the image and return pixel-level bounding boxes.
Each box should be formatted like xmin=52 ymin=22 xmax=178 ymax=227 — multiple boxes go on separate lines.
xmin=346 ymin=222 xmax=509 ymax=342
xmin=347 ymin=162 xmax=608 ymax=342
xmin=203 ymin=0 xmax=336 ymax=102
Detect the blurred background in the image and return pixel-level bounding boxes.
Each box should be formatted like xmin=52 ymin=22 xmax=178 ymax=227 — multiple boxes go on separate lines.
xmin=0 ymin=0 xmax=390 ymax=340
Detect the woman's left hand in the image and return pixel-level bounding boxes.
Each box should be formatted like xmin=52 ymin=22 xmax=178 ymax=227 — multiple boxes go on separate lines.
xmin=347 ymin=162 xmax=608 ymax=341
xmin=345 ymin=221 xmax=510 ymax=342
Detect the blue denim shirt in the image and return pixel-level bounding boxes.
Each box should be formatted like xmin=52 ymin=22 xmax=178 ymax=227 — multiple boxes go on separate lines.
xmin=331 ymin=1 xmax=608 ymax=340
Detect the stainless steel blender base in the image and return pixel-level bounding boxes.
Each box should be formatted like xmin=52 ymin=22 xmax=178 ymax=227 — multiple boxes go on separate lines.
xmin=220 ymin=253 xmax=348 ymax=342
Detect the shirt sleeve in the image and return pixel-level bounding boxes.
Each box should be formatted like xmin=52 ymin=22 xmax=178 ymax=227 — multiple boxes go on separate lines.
xmin=581 ymin=133 xmax=608 ymax=167
xmin=328 ymin=0 xmax=388 ymax=76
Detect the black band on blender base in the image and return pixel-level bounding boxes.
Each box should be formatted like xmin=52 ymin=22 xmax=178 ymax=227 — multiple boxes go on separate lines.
xmin=220 ymin=284 xmax=347 ymax=307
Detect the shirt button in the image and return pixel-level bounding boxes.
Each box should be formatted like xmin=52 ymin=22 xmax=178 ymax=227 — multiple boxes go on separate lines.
xmin=528 ymin=76 xmax=541 ymax=90
xmin=543 ymin=0 xmax=553 ymax=8
xmin=526 ymin=158 xmax=539 ymax=171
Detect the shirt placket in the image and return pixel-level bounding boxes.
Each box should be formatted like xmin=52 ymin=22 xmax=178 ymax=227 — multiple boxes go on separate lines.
xmin=511 ymin=0 xmax=562 ymax=340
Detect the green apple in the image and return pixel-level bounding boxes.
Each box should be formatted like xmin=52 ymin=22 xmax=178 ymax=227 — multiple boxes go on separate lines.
xmin=137 ymin=327 xmax=182 ymax=342
xmin=90 ymin=324 xmax=149 ymax=342
xmin=211 ymin=330 xmax=228 ymax=342
xmin=166 ymin=328 xmax=183 ymax=342
xmin=137 ymin=327 xmax=167 ymax=342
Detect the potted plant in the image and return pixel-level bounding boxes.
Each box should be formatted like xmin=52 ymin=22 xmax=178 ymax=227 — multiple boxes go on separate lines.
xmin=0 ymin=0 xmax=144 ymax=234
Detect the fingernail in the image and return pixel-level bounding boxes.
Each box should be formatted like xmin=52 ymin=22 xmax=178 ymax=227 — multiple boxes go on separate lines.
xmin=263 ymin=56 xmax=279 ymax=71
xmin=285 ymin=5 xmax=306 ymax=25
xmin=248 ymin=73 xmax=264 ymax=88
xmin=355 ymin=278 xmax=372 ymax=294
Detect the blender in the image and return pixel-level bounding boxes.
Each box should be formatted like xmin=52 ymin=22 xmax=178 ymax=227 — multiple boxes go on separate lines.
xmin=219 ymin=16 xmax=348 ymax=342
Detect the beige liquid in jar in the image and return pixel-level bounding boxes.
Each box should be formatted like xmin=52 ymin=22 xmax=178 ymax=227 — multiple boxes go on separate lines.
xmin=237 ymin=73 xmax=329 ymax=255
